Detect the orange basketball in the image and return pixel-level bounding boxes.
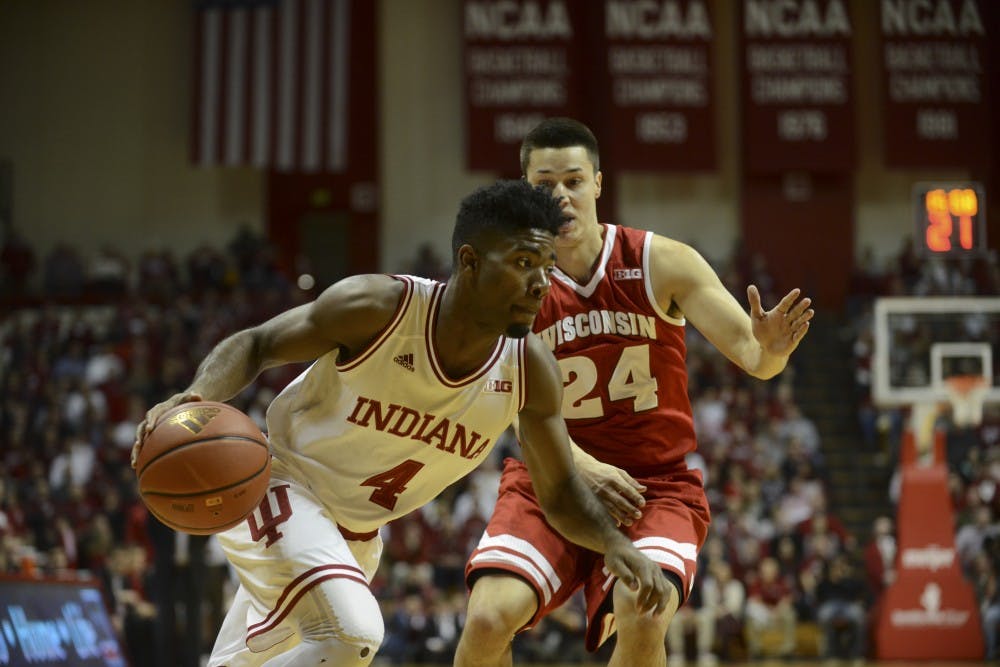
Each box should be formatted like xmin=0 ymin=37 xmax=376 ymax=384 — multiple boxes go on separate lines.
xmin=135 ymin=401 xmax=270 ymax=535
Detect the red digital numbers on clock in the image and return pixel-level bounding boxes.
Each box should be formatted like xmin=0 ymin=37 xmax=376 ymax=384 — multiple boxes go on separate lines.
xmin=915 ymin=183 xmax=986 ymax=257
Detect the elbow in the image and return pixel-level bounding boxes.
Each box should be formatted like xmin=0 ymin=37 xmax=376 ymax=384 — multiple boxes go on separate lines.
xmin=232 ymin=327 xmax=269 ymax=373
xmin=749 ymin=368 xmax=779 ymax=381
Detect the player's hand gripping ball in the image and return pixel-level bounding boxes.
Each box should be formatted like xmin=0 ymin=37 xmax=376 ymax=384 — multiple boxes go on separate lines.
xmin=135 ymin=401 xmax=271 ymax=535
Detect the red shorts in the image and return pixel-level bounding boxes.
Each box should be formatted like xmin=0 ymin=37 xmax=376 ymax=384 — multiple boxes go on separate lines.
xmin=466 ymin=457 xmax=710 ymax=651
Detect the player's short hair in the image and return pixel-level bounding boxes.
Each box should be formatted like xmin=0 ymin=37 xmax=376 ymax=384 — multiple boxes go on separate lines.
xmin=451 ymin=179 xmax=563 ymax=261
xmin=519 ymin=117 xmax=600 ymax=175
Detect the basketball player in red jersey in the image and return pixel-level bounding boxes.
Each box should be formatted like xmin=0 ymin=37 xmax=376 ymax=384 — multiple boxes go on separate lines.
xmin=456 ymin=119 xmax=814 ymax=667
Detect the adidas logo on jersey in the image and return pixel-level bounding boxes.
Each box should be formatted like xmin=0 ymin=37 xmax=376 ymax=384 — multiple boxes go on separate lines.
xmin=393 ymin=353 xmax=415 ymax=371
xmin=613 ymin=268 xmax=642 ymax=281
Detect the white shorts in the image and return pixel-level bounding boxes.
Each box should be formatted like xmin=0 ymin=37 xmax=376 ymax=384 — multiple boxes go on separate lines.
xmin=208 ymin=474 xmax=384 ymax=666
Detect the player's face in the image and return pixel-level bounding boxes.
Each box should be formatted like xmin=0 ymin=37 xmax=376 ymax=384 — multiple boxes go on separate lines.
xmin=475 ymin=229 xmax=556 ymax=338
xmin=524 ymin=146 xmax=602 ymax=249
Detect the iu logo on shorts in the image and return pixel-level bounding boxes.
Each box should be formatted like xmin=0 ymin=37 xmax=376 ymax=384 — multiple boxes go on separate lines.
xmin=248 ymin=484 xmax=293 ymax=548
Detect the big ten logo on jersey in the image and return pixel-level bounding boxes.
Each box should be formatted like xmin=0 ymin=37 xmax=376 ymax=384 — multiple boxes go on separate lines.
xmin=613 ymin=268 xmax=642 ymax=281
xmin=248 ymin=484 xmax=293 ymax=548
xmin=484 ymin=379 xmax=513 ymax=394
xmin=168 ymin=406 xmax=221 ymax=434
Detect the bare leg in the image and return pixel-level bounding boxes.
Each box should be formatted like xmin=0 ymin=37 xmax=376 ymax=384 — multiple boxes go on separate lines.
xmin=608 ymin=578 xmax=679 ymax=667
xmin=454 ymin=574 xmax=538 ymax=667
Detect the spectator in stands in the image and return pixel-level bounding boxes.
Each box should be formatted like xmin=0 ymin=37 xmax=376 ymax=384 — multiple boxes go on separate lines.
xmin=147 ymin=519 xmax=209 ymax=667
xmin=52 ymin=340 xmax=89 ymax=383
xmin=407 ymin=241 xmax=449 ymax=282
xmin=423 ymin=590 xmax=467 ymax=662
xmin=863 ymin=515 xmax=897 ymax=598
xmin=669 ymin=559 xmax=745 ymax=666
xmin=693 ymin=386 xmax=729 ymax=446
xmin=85 ymin=341 xmax=126 ymax=389
xmin=227 ymin=224 xmax=264 ymax=276
xmin=956 ymin=505 xmax=999 ymax=575
xmin=102 ymin=544 xmax=157 ymax=667
xmin=381 ymin=592 xmax=435 ymax=664
xmin=42 ymin=243 xmax=86 ymax=300
xmin=87 ymin=245 xmax=130 ymax=298
xmin=776 ymin=476 xmax=816 ymax=533
xmin=77 ymin=514 xmax=114 ymax=573
xmin=0 ymin=227 xmax=36 ymax=300
xmin=745 ymin=556 xmax=797 ymax=659
xmin=795 ymin=563 xmax=821 ymax=626
xmin=800 ymin=509 xmax=851 ymax=557
xmin=668 ymin=572 xmax=705 ymax=666
xmin=136 ymin=246 xmax=180 ymax=303
xmin=778 ymin=405 xmax=822 ymax=464
xmin=972 ymin=543 xmax=1000 ymax=660
xmin=186 ymin=244 xmax=230 ymax=290
xmin=816 ymin=553 xmax=867 ymax=663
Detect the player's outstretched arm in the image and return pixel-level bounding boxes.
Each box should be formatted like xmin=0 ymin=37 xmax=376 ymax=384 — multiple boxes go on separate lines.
xmin=131 ymin=274 xmax=404 ymax=466
xmin=649 ymin=236 xmax=813 ymax=379
xmin=518 ymin=335 xmax=670 ymax=614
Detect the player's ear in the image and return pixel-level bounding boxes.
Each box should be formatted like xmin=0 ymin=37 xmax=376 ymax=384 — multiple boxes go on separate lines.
xmin=595 ymin=171 xmax=602 ymax=199
xmin=457 ymin=244 xmax=478 ymax=273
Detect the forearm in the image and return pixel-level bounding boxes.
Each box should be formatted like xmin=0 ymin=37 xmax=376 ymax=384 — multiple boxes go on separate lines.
xmin=185 ymin=329 xmax=265 ymax=401
xmin=541 ymin=472 xmax=632 ymax=554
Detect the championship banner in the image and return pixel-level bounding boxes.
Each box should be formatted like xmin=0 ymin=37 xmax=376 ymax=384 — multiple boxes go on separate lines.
xmin=877 ymin=0 xmax=991 ymax=168
xmin=602 ymin=0 xmax=716 ymax=171
xmin=462 ymin=0 xmax=587 ymax=171
xmin=738 ymin=0 xmax=855 ymax=172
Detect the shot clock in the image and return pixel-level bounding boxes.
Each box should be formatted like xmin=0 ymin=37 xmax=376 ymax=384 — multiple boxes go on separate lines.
xmin=913 ymin=182 xmax=987 ymax=257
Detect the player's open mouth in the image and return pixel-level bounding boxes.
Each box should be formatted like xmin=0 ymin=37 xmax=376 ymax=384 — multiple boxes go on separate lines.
xmin=559 ymin=216 xmax=574 ymax=233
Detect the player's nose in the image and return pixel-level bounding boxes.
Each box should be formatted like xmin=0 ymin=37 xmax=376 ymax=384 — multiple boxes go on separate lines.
xmin=551 ymin=182 xmax=570 ymax=202
xmin=528 ymin=269 xmax=550 ymax=299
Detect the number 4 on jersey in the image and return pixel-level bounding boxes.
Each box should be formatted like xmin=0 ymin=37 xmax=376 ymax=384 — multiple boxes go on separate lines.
xmin=361 ymin=459 xmax=425 ymax=510
xmin=560 ymin=344 xmax=658 ymax=419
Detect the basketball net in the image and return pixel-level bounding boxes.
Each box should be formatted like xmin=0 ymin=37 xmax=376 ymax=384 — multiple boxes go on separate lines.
xmin=944 ymin=375 xmax=988 ymax=428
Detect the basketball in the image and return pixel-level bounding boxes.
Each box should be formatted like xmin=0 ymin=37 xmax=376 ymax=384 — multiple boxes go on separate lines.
xmin=135 ymin=401 xmax=271 ymax=535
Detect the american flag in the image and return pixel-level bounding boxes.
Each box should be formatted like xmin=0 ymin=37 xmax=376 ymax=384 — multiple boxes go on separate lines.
xmin=192 ymin=0 xmax=350 ymax=172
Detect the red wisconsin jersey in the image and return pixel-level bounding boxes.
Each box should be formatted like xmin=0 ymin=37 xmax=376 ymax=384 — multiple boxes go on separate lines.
xmin=534 ymin=224 xmax=696 ymax=473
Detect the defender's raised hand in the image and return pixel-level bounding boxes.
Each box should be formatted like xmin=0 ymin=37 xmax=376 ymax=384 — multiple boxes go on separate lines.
xmin=747 ymin=285 xmax=813 ymax=357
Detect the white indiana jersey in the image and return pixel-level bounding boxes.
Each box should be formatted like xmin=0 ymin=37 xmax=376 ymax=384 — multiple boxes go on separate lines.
xmin=265 ymin=275 xmax=526 ymax=535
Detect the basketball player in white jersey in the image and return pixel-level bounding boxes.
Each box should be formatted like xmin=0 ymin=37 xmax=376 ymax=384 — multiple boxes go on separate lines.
xmin=456 ymin=120 xmax=814 ymax=667
xmin=130 ymin=180 xmax=671 ymax=667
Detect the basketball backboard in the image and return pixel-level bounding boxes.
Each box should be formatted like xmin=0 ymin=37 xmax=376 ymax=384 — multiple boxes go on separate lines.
xmin=872 ymin=297 xmax=1000 ymax=409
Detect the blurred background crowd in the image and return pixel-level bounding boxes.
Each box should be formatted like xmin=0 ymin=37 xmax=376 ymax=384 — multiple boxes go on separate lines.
xmin=1 ymin=229 xmax=998 ymax=665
